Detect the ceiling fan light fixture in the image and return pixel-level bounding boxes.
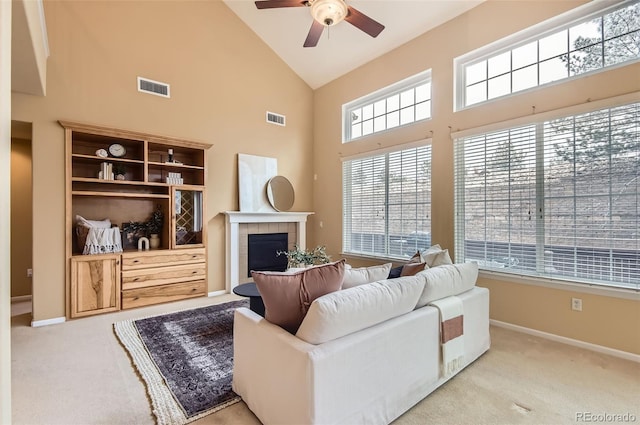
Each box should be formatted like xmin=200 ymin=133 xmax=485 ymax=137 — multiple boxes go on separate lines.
xmin=310 ymin=0 xmax=348 ymax=26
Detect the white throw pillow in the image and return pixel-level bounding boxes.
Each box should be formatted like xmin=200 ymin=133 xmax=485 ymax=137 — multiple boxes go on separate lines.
xmin=431 ymin=249 xmax=453 ymax=267
xmin=342 ymin=263 xmax=392 ymax=289
xmin=296 ymin=275 xmax=425 ymax=345
xmin=419 ymin=244 xmax=453 ymax=267
xmin=415 ymin=262 xmax=478 ymax=308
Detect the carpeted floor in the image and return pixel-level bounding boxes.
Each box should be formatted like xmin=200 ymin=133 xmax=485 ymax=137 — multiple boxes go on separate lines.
xmin=11 ymin=294 xmax=640 ymax=425
xmin=395 ymin=326 xmax=639 ymax=425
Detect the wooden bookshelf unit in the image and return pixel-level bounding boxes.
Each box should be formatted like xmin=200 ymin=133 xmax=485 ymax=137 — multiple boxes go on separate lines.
xmin=61 ymin=121 xmax=212 ymax=318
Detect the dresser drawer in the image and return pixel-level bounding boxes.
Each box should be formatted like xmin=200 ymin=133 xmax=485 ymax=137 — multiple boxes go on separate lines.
xmin=121 ymin=248 xmax=205 ymax=270
xmin=122 ymin=263 xmax=206 ymax=290
xmin=121 ymin=280 xmax=206 ymax=310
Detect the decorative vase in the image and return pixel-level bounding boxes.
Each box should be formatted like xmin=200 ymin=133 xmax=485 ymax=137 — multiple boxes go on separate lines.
xmin=149 ymin=234 xmax=160 ymax=249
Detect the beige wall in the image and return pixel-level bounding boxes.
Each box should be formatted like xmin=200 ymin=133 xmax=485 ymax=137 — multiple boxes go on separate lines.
xmin=11 ymin=1 xmax=314 ymax=322
xmin=10 ymin=137 xmax=33 ymax=298
xmin=313 ymin=0 xmax=640 ymax=354
xmin=12 ymin=0 xmax=48 ymax=96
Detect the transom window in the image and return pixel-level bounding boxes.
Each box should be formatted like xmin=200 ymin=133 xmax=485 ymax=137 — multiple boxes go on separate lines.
xmin=455 ymin=0 xmax=640 ymax=110
xmin=343 ymin=142 xmax=432 ymax=259
xmin=343 ymin=70 xmax=431 ymax=143
xmin=454 ymin=97 xmax=639 ymax=290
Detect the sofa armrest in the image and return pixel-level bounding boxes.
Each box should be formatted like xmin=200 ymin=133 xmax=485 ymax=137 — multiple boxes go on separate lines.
xmin=233 ymin=307 xmax=316 ymax=425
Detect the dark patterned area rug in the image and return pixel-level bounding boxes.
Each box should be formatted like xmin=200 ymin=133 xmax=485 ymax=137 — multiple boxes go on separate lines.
xmin=114 ymin=299 xmax=248 ymax=425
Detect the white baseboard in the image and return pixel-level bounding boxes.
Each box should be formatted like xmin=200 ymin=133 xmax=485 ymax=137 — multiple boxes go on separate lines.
xmin=31 ymin=317 xmax=66 ymax=327
xmin=490 ymin=319 xmax=640 ymax=363
xmin=11 ymin=295 xmax=32 ymax=303
xmin=208 ymin=290 xmax=227 ymax=297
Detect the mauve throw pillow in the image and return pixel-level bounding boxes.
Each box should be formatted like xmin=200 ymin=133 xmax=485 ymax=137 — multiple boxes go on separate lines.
xmin=400 ymin=262 xmax=427 ymax=276
xmin=251 ymin=259 xmax=346 ymax=334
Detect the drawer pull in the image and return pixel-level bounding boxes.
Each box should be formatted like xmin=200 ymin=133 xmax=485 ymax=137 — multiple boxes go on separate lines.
xmin=133 ymin=277 xmax=140 ymax=282
xmin=133 ymin=260 xmax=140 ymax=263
xmin=192 ymin=271 xmax=198 ymax=274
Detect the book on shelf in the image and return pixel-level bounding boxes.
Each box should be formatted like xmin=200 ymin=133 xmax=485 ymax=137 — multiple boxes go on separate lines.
xmin=166 ymin=171 xmax=183 ymax=185
xmin=99 ymin=162 xmax=114 ymax=180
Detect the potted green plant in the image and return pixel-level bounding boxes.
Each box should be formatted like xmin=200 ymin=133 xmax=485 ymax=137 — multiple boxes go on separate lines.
xmin=277 ymin=245 xmax=331 ymax=269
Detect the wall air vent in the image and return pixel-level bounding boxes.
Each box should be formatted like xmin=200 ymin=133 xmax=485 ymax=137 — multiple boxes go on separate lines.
xmin=137 ymin=77 xmax=170 ymax=98
xmin=266 ymin=111 xmax=286 ymax=126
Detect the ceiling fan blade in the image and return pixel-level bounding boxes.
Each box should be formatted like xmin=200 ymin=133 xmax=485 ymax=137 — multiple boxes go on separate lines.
xmin=255 ymin=0 xmax=308 ymax=10
xmin=345 ymin=6 xmax=385 ymax=38
xmin=303 ymin=20 xmax=324 ymax=48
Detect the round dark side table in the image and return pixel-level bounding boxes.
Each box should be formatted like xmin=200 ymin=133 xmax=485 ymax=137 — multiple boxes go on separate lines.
xmin=232 ymin=282 xmax=265 ymax=317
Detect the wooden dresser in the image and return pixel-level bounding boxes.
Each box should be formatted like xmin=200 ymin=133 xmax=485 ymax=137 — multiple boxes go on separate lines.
xmin=120 ymin=249 xmax=206 ymax=309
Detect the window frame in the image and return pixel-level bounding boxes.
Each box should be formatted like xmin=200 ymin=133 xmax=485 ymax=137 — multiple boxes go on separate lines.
xmin=454 ymin=0 xmax=640 ymax=111
xmin=342 ymin=139 xmax=432 ymax=261
xmin=342 ymin=70 xmax=432 ymax=143
xmin=453 ymin=93 xmax=640 ymax=293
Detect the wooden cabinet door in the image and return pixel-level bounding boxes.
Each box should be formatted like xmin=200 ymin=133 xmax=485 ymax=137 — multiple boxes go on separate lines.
xmin=70 ymin=254 xmax=121 ymax=318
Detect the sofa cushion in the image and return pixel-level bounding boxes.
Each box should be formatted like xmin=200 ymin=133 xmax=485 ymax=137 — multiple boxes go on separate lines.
xmin=400 ymin=262 xmax=427 ymax=276
xmin=415 ymin=262 xmax=478 ymax=308
xmin=343 ymin=263 xmax=392 ymax=289
xmin=387 ymin=265 xmax=403 ymax=279
xmin=386 ymin=246 xmax=452 ymax=280
xmin=407 ymin=251 xmax=423 ymax=264
xmin=295 ymin=276 xmax=426 ymax=344
xmin=252 ymin=259 xmax=346 ymax=334
xmin=419 ymin=244 xmax=453 ymax=267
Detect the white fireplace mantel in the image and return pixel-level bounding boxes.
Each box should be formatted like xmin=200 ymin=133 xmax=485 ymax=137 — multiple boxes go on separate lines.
xmin=224 ymin=211 xmax=314 ymax=292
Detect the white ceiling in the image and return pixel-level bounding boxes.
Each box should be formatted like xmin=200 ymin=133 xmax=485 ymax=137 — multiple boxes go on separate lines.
xmin=223 ymin=0 xmax=484 ymax=89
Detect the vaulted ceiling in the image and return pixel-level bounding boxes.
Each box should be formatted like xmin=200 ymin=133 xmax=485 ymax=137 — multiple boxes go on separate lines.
xmin=223 ymin=0 xmax=484 ymax=89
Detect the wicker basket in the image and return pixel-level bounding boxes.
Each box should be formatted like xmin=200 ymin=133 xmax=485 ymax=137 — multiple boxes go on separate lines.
xmin=75 ymin=226 xmax=90 ymax=252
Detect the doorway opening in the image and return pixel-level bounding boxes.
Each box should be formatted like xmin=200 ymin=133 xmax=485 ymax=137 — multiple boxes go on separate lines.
xmin=10 ymin=120 xmax=33 ymax=319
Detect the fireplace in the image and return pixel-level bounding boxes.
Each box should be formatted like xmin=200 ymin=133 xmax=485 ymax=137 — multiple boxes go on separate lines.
xmin=224 ymin=211 xmax=313 ymax=292
xmin=247 ymin=233 xmax=288 ymax=276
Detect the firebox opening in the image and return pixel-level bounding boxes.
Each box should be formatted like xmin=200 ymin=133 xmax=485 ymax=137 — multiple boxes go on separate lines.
xmin=247 ymin=233 xmax=288 ymax=277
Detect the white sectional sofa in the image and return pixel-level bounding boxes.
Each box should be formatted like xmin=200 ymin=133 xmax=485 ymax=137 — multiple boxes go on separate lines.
xmin=233 ymin=263 xmax=491 ymax=425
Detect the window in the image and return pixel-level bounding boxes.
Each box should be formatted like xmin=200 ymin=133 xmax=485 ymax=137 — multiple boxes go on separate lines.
xmin=343 ymin=142 xmax=432 ymax=259
xmin=455 ymin=0 xmax=640 ymax=110
xmin=343 ymin=71 xmax=431 ymax=142
xmin=454 ymin=98 xmax=639 ymax=290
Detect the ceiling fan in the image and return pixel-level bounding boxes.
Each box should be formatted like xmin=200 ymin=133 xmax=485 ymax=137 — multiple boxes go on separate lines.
xmin=254 ymin=0 xmax=385 ymax=48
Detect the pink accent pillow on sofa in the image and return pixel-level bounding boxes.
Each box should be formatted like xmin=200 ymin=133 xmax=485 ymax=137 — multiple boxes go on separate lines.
xmin=400 ymin=262 xmax=426 ymax=276
xmin=252 ymin=259 xmax=346 ymax=333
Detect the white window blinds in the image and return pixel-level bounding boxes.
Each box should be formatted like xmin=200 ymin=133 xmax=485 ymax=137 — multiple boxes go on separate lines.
xmin=343 ymin=144 xmax=432 ymax=259
xmin=455 ymin=100 xmax=639 ymax=290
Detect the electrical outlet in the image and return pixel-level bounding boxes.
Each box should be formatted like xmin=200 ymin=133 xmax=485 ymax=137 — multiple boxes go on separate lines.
xmin=572 ymin=297 xmax=582 ymax=311
xmin=27 ymin=268 xmax=33 ymax=278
